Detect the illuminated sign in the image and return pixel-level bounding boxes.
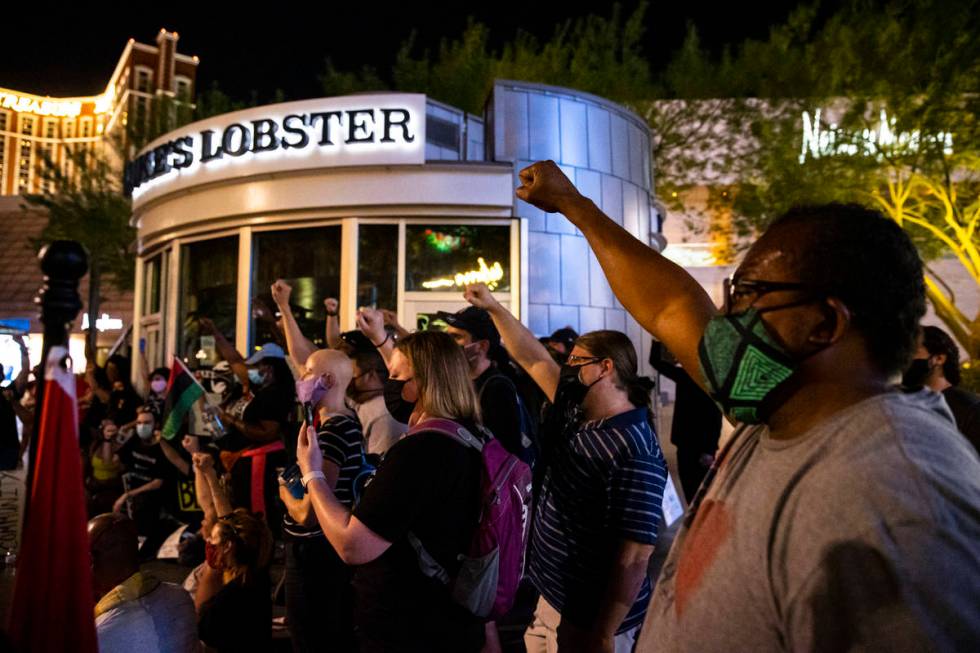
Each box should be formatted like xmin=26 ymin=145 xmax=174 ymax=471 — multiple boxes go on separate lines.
xmin=0 ymin=90 xmax=82 ymax=117
xmin=422 ymin=258 xmax=505 ymax=291
xmin=81 ymin=313 xmax=124 ymax=332
xmin=127 ymin=94 xmax=427 ymax=205
xmin=800 ymin=108 xmax=953 ymax=164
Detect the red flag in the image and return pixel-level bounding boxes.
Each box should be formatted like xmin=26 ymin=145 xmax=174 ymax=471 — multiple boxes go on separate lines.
xmin=8 ymin=346 xmax=98 ymax=653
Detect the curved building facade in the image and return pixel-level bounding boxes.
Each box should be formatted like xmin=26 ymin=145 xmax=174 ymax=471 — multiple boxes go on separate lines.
xmin=130 ymin=80 xmax=659 ymax=377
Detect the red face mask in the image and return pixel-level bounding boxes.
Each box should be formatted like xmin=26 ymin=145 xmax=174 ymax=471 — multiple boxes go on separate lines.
xmin=205 ymin=540 xmax=225 ymax=571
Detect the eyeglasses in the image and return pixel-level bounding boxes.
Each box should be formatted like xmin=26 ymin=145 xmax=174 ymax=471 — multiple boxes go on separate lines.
xmin=566 ymin=355 xmax=604 ymax=368
xmin=723 ymin=278 xmax=815 ymax=315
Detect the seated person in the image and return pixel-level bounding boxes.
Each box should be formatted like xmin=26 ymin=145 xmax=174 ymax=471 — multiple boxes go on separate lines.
xmin=195 ymin=509 xmax=274 ymax=653
xmin=89 ymin=512 xmax=198 ymax=653
xmin=116 ymin=406 xmax=191 ymax=558
xmin=87 ymin=419 xmax=124 ymax=515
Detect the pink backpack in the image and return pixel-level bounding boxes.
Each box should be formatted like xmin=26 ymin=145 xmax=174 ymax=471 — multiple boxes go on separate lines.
xmin=406 ymin=418 xmax=533 ymax=620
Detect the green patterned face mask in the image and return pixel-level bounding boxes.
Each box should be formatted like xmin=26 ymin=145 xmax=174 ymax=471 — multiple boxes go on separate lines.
xmin=698 ymin=307 xmax=798 ymax=424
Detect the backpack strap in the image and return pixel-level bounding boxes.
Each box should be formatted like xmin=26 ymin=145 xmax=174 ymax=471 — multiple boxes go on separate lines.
xmin=408 ymin=418 xmax=484 ymax=452
xmin=406 ymin=531 xmax=451 ymax=586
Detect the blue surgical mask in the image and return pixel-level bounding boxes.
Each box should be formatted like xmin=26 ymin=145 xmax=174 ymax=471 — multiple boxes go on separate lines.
xmin=248 ymin=368 xmax=266 ymax=387
xmin=136 ymin=423 xmax=155 ymax=440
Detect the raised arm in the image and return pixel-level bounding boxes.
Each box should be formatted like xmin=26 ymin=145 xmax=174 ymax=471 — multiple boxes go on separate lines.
xmin=464 ymin=284 xmax=561 ymax=402
xmin=516 ymin=161 xmax=717 ymax=388
xmin=271 ymin=279 xmax=318 ymax=370
xmin=356 ymin=308 xmax=395 ymax=367
xmin=324 ymin=297 xmax=343 ymax=350
xmin=12 ymin=335 xmax=30 ymax=395
xmin=199 ymin=317 xmax=249 ymax=388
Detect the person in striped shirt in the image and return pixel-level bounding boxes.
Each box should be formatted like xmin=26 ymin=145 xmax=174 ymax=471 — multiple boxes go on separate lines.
xmin=279 ymin=348 xmax=364 ymax=653
xmin=464 ymin=284 xmax=667 ymax=653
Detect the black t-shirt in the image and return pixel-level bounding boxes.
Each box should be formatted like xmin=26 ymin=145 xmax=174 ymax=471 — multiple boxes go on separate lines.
xmin=944 ymin=386 xmax=980 ymax=455
xmin=107 ymin=387 xmax=143 ymax=425
xmin=0 ymin=387 xmax=19 ymax=453
xmin=118 ymin=437 xmax=175 ymax=517
xmin=198 ymin=574 xmax=272 ymax=652
xmin=220 ymin=379 xmax=294 ymax=452
xmin=474 ymin=368 xmax=524 ymax=458
xmin=351 ymin=428 xmax=484 ymax=652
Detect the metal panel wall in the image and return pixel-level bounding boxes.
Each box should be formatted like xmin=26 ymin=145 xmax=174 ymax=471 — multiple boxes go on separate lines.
xmin=490 ymin=80 xmax=656 ymax=378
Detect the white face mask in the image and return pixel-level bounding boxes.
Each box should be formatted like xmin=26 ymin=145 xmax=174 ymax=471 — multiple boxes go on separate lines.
xmin=136 ymin=423 xmax=155 ymax=440
xmin=212 ymin=381 xmax=228 ymax=396
xmin=150 ymin=379 xmax=167 ymax=395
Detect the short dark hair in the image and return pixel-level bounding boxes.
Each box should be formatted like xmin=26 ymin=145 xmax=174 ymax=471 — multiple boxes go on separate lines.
xmin=768 ymin=204 xmax=925 ymax=376
xmin=922 ymin=325 xmax=961 ymax=386
xmin=352 ymin=349 xmax=388 ymax=381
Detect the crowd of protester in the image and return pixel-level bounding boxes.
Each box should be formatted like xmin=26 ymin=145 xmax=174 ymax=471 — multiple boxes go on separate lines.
xmin=3 ymin=159 xmax=980 ymax=652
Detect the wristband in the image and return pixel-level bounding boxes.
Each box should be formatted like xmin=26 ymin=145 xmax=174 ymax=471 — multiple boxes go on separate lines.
xmin=372 ymin=333 xmax=391 ymax=348
xmin=301 ymin=471 xmax=326 ymax=488
xmin=325 ymin=310 xmax=338 ymax=317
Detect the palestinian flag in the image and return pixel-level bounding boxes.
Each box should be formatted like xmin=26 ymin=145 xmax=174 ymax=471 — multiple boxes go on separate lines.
xmin=161 ymin=356 xmax=206 ymax=440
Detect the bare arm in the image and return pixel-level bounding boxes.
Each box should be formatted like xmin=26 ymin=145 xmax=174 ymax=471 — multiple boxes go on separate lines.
xmin=219 ymin=412 xmax=280 ymax=444
xmin=189 ymin=450 xmax=216 ymax=523
xmin=356 ymin=309 xmax=395 ymax=366
xmin=199 ymin=317 xmax=249 ymax=388
xmin=271 ymin=280 xmax=318 ymax=370
xmin=516 ymin=161 xmax=717 ymax=389
xmin=159 ymin=437 xmax=190 ymax=476
xmin=12 ymin=336 xmax=30 ymax=395
xmin=279 ymin=460 xmax=340 ymax=527
xmin=194 ymin=564 xmax=225 ymax=612
xmin=324 ymin=298 xmax=343 ymax=350
xmin=592 ymin=540 xmax=654 ymax=638
xmin=201 ymin=463 xmax=233 ymax=517
xmin=295 ymin=424 xmax=392 ymax=564
xmin=463 ymin=284 xmax=561 ymax=401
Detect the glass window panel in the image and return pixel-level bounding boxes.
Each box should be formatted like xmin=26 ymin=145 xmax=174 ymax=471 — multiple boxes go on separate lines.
xmin=251 ymin=226 xmax=342 ymax=351
xmin=179 ymin=237 xmax=239 ymax=368
xmin=405 ymin=224 xmax=511 ymax=293
xmin=143 ymin=254 xmax=162 ymax=315
xmin=357 ymin=224 xmax=398 ymax=310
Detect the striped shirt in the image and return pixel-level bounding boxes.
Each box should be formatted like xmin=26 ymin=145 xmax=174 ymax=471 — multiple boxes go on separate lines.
xmin=283 ymin=414 xmax=365 ymax=539
xmin=528 ymin=403 xmax=667 ymax=633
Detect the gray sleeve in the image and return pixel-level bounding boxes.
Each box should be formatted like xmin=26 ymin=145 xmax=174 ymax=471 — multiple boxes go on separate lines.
xmin=782 ymin=523 xmax=979 ymax=653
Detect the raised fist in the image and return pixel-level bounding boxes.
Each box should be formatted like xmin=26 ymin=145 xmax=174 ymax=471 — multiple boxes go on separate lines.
xmin=515 ymin=160 xmax=582 ymax=214
xmin=463 ymin=284 xmax=500 ymax=311
xmin=271 ymin=279 xmax=292 ymax=309
xmin=324 ymin=297 xmax=339 ymax=315
xmin=356 ymin=308 xmax=386 ymax=344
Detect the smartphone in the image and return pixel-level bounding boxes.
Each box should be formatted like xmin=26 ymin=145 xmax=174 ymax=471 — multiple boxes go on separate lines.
xmin=279 ymin=463 xmax=305 ymax=499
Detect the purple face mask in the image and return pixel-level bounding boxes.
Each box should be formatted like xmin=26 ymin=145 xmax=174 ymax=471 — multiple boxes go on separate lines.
xmin=295 ymin=376 xmax=329 ymax=407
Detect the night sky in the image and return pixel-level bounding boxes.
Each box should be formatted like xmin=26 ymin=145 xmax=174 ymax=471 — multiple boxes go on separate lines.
xmin=2 ymin=1 xmax=831 ymax=102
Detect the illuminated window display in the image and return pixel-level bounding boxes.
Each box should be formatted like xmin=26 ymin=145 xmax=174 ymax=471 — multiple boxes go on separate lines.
xmin=251 ymin=226 xmax=342 ymax=349
xmin=131 ymin=82 xmax=657 ymax=377
xmin=406 ymin=225 xmax=511 ymax=293
xmin=178 ymin=237 xmax=238 ymax=366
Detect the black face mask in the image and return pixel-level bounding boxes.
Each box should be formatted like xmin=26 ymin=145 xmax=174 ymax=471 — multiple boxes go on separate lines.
xmin=902 ymin=358 xmax=932 ymax=389
xmin=557 ymin=364 xmax=602 ymax=406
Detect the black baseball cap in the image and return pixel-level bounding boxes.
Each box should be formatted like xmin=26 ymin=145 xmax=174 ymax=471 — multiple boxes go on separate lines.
xmin=437 ymin=306 xmax=501 ymax=348
xmin=549 ymin=327 xmax=579 ymax=351
xmin=340 ymin=330 xmax=376 ymax=354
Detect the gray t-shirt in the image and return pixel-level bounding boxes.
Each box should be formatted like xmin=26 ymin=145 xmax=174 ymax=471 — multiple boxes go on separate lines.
xmin=639 ymin=389 xmax=980 ymax=652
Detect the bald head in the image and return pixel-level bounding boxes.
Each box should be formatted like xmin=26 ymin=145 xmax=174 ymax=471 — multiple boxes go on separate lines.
xmin=89 ymin=513 xmax=140 ymax=597
xmin=304 ymin=348 xmax=353 ymax=396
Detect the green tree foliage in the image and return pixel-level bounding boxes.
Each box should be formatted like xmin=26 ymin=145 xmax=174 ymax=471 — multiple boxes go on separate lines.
xmin=24 ymin=141 xmax=136 ymax=354
xmin=319 ymin=3 xmax=652 ymax=114
xmin=646 ymin=0 xmax=980 ymax=363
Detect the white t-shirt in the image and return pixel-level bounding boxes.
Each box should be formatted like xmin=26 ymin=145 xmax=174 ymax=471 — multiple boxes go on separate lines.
xmin=353 ymin=394 xmax=407 ymax=456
